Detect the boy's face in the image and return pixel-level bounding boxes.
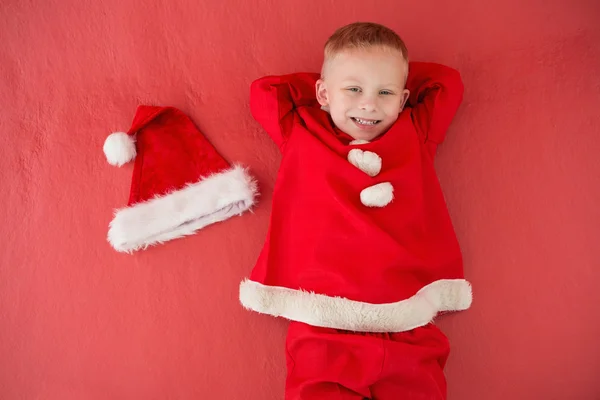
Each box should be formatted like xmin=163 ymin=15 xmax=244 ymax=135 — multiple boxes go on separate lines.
xmin=316 ymin=47 xmax=410 ymax=141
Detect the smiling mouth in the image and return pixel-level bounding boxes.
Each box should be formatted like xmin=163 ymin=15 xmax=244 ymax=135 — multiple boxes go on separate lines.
xmin=351 ymin=117 xmax=381 ymax=126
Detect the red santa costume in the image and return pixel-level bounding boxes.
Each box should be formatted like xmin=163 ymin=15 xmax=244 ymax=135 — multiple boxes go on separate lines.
xmin=239 ymin=62 xmax=471 ymax=399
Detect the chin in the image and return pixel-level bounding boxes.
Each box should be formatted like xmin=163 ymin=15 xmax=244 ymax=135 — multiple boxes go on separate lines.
xmin=361 ymin=127 xmax=388 ymax=139
xmin=351 ymin=132 xmax=381 ymax=142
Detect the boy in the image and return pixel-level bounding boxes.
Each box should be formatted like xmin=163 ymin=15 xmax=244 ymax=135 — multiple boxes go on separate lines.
xmin=240 ymin=22 xmax=471 ymax=399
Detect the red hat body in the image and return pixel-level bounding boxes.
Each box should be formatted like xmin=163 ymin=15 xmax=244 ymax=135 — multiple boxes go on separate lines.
xmin=127 ymin=106 xmax=231 ymax=205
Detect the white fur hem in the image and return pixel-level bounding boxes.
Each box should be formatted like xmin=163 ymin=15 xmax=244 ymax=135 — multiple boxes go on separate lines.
xmin=108 ymin=165 xmax=257 ymax=253
xmin=239 ymin=278 xmax=472 ymax=332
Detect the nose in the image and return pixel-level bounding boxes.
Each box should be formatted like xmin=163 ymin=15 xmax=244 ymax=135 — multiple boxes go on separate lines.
xmin=359 ymin=94 xmax=376 ymax=112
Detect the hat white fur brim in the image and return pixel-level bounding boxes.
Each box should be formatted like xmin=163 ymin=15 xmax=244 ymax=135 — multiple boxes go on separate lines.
xmin=108 ymin=165 xmax=257 ymax=252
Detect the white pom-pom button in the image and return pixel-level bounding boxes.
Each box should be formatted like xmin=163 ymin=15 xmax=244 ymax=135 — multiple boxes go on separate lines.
xmin=348 ymin=149 xmax=382 ymax=177
xmin=360 ymin=182 xmax=394 ymax=207
xmin=103 ymin=132 xmax=136 ymax=167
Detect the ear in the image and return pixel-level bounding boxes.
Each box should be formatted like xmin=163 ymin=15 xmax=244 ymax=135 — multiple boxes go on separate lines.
xmin=399 ymin=89 xmax=410 ymax=111
xmin=316 ymin=79 xmax=329 ymax=107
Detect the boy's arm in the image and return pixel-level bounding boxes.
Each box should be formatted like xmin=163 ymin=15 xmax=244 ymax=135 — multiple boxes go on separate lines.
xmin=250 ymin=72 xmax=321 ymax=150
xmin=406 ymin=62 xmax=464 ymax=147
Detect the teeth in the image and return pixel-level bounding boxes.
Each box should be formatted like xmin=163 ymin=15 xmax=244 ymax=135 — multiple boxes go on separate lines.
xmin=354 ymin=118 xmax=379 ymax=125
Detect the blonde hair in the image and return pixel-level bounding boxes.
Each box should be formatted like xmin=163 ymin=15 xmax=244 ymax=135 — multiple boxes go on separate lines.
xmin=324 ymin=22 xmax=409 ymax=62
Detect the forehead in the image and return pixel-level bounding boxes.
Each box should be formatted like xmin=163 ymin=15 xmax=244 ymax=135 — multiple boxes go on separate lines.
xmin=325 ymin=47 xmax=407 ymax=82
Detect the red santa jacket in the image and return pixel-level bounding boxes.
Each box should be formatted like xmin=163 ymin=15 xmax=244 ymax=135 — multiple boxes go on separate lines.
xmin=239 ymin=62 xmax=472 ymax=332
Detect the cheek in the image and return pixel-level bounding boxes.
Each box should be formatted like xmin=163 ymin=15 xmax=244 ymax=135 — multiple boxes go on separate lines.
xmin=341 ymin=95 xmax=357 ymax=111
xmin=331 ymin=94 xmax=354 ymax=113
xmin=382 ymin=98 xmax=402 ymax=115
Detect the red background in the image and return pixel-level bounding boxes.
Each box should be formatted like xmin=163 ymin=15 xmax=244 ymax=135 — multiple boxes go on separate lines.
xmin=1 ymin=0 xmax=599 ymax=399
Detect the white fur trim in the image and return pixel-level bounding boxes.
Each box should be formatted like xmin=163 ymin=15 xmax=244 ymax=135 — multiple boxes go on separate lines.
xmin=108 ymin=165 xmax=257 ymax=253
xmin=239 ymin=278 xmax=472 ymax=332
xmin=360 ymin=182 xmax=394 ymax=207
xmin=349 ymin=139 xmax=370 ymax=145
xmin=103 ymin=132 xmax=137 ymax=167
xmin=348 ymin=149 xmax=382 ymax=177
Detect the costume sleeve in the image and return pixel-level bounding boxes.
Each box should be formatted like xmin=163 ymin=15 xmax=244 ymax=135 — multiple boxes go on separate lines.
xmin=406 ymin=62 xmax=464 ymax=147
xmin=250 ymin=72 xmax=321 ymax=150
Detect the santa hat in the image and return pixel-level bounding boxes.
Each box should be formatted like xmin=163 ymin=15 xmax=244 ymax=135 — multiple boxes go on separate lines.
xmin=103 ymin=105 xmax=258 ymax=253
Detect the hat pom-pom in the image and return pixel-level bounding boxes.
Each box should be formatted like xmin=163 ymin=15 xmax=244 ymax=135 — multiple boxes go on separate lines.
xmin=103 ymin=132 xmax=136 ymax=167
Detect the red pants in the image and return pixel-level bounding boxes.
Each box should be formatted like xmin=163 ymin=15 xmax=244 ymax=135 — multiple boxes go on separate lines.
xmin=285 ymin=322 xmax=450 ymax=400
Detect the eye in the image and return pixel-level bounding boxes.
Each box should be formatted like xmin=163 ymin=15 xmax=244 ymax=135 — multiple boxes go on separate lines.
xmin=379 ymin=90 xmax=394 ymax=95
xmin=347 ymin=87 xmax=361 ymax=93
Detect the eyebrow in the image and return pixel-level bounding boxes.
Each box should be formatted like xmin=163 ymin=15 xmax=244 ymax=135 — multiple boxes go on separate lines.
xmin=340 ymin=78 xmax=401 ymax=89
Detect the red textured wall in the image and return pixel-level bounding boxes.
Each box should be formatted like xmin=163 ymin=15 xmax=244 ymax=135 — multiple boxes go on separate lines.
xmin=1 ymin=1 xmax=599 ymax=399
